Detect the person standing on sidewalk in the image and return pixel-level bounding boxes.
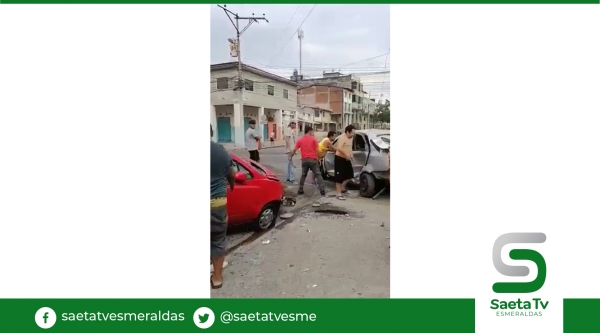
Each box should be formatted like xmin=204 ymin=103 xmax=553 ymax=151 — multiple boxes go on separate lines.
xmin=334 ymin=125 xmax=355 ymax=200
xmin=284 ymin=121 xmax=297 ymax=183
xmin=289 ymin=126 xmax=326 ymax=196
xmin=269 ymin=131 xmax=275 ymax=146
xmin=245 ymin=119 xmax=261 ymax=162
xmin=210 ymin=125 xmax=235 ymax=289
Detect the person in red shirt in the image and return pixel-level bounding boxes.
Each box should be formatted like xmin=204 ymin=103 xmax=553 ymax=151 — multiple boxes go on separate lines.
xmin=289 ymin=126 xmax=326 ymax=196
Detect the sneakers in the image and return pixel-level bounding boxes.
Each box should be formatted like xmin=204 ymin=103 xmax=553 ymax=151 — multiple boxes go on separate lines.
xmin=297 ymin=189 xmax=304 ymax=195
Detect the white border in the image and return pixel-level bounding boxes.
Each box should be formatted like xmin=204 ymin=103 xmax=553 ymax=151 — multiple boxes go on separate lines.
xmin=394 ymin=5 xmax=600 ymax=332
xmin=0 ymin=5 xmax=210 ymax=298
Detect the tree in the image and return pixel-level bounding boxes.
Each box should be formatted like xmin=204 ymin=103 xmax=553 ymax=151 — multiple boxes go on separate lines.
xmin=373 ymin=100 xmax=390 ymax=123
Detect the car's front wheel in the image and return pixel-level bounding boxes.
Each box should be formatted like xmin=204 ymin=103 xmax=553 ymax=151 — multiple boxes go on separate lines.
xmin=253 ymin=203 xmax=280 ymax=231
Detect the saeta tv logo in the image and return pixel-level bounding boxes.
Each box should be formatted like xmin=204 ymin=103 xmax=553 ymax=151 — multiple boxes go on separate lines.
xmin=492 ymin=232 xmax=546 ymax=293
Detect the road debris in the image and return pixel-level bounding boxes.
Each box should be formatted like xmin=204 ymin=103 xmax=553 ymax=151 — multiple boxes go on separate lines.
xmin=262 ymin=240 xmax=270 ymax=245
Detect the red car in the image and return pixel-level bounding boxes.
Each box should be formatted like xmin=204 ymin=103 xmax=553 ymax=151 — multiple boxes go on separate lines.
xmin=226 ymin=153 xmax=285 ymax=230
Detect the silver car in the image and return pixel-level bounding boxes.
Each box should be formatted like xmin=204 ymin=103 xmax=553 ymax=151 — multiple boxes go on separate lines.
xmin=321 ymin=129 xmax=390 ymax=198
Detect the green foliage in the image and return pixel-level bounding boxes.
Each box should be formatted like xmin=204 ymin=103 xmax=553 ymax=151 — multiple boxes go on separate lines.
xmin=373 ymin=100 xmax=390 ymax=123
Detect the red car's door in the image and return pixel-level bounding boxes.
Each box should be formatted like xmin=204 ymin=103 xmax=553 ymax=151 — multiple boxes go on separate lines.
xmin=227 ymin=159 xmax=261 ymax=224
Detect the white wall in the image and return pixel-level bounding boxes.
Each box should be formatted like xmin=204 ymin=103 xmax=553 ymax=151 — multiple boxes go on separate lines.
xmin=211 ymin=68 xmax=299 ymax=112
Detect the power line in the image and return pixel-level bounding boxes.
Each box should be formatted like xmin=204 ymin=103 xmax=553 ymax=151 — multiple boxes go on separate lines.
xmin=217 ymin=5 xmax=269 ymax=91
xmin=269 ymin=5 xmax=301 ymax=52
xmin=378 ymin=49 xmax=390 ymax=100
xmin=267 ymin=4 xmax=317 ymax=66
xmin=339 ymin=52 xmax=390 ymax=69
xmin=243 ymin=61 xmax=389 ymax=71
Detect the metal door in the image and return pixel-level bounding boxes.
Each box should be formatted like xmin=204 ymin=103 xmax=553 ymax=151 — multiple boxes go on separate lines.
xmin=216 ymin=117 xmax=232 ymax=143
xmin=351 ymin=134 xmax=369 ymax=177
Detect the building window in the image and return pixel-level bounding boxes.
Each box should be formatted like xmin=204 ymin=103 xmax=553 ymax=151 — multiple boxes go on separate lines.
xmin=268 ymin=85 xmax=274 ymax=96
xmin=283 ymin=89 xmax=289 ymax=99
xmin=244 ymin=79 xmax=254 ymax=91
xmin=351 ymin=81 xmax=357 ymax=90
xmin=352 ymin=95 xmax=357 ymax=103
xmin=216 ymin=77 xmax=229 ymax=90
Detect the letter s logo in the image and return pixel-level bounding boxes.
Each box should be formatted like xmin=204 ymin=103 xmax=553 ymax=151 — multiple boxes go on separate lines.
xmin=492 ymin=232 xmax=546 ymax=293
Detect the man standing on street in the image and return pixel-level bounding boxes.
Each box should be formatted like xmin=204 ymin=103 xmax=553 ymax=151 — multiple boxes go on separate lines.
xmin=210 ymin=125 xmax=235 ymax=289
xmin=334 ymin=125 xmax=355 ymax=200
xmin=245 ymin=119 xmax=261 ymax=162
xmin=284 ymin=121 xmax=297 ymax=183
xmin=289 ymin=126 xmax=326 ymax=196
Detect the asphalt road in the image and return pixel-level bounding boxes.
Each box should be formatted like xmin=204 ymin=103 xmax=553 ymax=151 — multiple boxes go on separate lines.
xmin=225 ymin=145 xmax=389 ymax=252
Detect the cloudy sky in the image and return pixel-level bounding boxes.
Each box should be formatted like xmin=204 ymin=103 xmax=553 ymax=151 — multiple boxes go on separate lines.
xmin=211 ymin=4 xmax=390 ymax=101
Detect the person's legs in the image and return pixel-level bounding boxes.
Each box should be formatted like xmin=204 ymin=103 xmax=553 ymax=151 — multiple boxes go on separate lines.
xmin=286 ymin=154 xmax=295 ymax=182
xmin=334 ymin=156 xmax=344 ymax=198
xmin=308 ymin=159 xmax=326 ymax=195
xmin=210 ymin=206 xmax=228 ymax=288
xmin=298 ymin=159 xmax=310 ymax=194
xmin=341 ymin=159 xmax=355 ymax=192
xmin=255 ymin=150 xmax=260 ymax=163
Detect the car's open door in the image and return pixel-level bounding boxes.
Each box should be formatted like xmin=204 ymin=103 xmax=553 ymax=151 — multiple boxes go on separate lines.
xmin=351 ymin=133 xmax=369 ymax=178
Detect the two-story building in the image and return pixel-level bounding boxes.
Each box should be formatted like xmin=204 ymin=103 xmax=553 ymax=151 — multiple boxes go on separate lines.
xmin=302 ymin=106 xmax=334 ymax=132
xmin=297 ymin=83 xmax=353 ymax=131
xmin=210 ymin=62 xmax=300 ymax=146
xmin=297 ymin=72 xmax=368 ymax=129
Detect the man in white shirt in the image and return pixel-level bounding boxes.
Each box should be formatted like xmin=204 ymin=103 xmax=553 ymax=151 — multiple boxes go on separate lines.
xmin=284 ymin=121 xmax=297 ymax=183
xmin=245 ymin=119 xmax=261 ymax=162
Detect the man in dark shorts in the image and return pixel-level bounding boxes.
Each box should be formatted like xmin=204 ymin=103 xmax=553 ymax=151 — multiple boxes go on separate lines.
xmin=245 ymin=119 xmax=261 ymax=162
xmin=334 ymin=125 xmax=355 ymax=200
xmin=210 ymin=125 xmax=235 ymax=289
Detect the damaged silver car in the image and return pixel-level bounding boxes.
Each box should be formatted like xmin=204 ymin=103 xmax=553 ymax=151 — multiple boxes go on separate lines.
xmin=321 ymin=129 xmax=390 ymax=198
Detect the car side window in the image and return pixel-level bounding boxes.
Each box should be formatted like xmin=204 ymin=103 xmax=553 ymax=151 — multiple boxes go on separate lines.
xmin=353 ymin=134 xmax=366 ymax=151
xmin=231 ymin=160 xmax=253 ymax=180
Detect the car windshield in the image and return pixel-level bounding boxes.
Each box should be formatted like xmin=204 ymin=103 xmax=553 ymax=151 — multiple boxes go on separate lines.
xmin=246 ymin=159 xmax=267 ymax=176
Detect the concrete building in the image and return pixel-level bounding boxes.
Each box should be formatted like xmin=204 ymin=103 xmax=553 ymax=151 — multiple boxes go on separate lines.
xmin=297 ymin=84 xmax=353 ymax=131
xmin=210 ymin=62 xmax=300 ymax=146
xmin=296 ymin=107 xmax=315 ymax=136
xmin=303 ymin=106 xmax=335 ymax=132
xmin=296 ymin=71 xmax=375 ymax=129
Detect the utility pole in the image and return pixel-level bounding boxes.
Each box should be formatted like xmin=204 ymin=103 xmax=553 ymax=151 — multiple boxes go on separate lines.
xmin=218 ymin=5 xmax=268 ymax=147
xmin=298 ymin=29 xmax=304 ymax=76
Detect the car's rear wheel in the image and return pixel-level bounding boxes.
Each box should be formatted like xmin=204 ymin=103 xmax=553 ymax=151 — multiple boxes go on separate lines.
xmin=253 ymin=203 xmax=280 ymax=231
xmin=359 ymin=173 xmax=376 ymax=198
